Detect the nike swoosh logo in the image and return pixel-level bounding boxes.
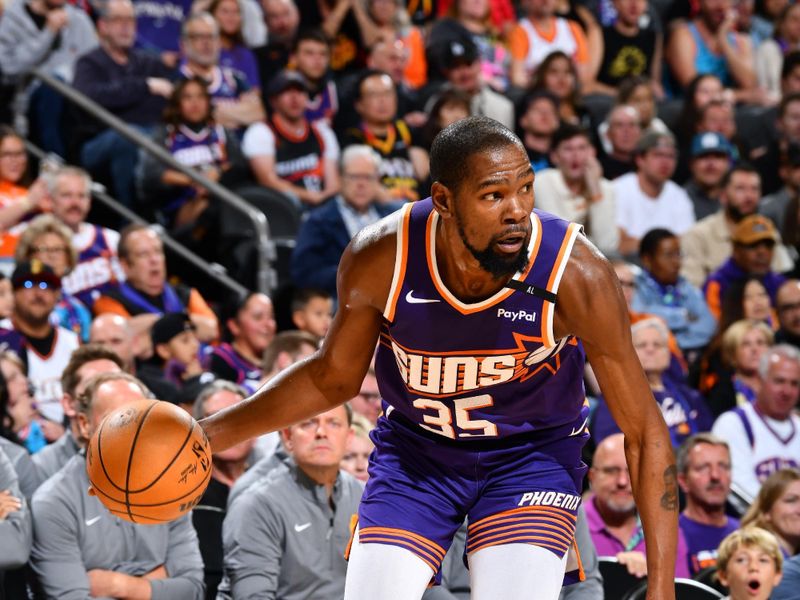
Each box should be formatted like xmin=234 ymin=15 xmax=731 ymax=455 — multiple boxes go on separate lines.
xmin=568 ymin=417 xmax=589 ymax=437
xmin=294 ymin=523 xmax=312 ymax=532
xmin=85 ymin=516 xmax=102 ymax=527
xmin=405 ymin=290 xmax=440 ymax=304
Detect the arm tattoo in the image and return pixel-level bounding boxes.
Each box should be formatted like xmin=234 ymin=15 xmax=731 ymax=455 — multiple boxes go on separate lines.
xmin=660 ymin=464 xmax=678 ymax=511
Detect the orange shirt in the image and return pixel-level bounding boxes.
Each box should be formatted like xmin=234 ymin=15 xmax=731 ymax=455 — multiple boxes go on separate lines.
xmin=0 ymin=181 xmax=28 ymax=260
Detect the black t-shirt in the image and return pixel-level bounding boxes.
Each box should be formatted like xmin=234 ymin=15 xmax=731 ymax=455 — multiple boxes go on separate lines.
xmin=24 ymin=328 xmax=56 ymax=357
xmin=597 ymin=26 xmax=656 ymax=87
xmin=192 ymin=477 xmax=229 ymax=600
xmin=599 ymin=152 xmax=635 ymax=181
xmin=295 ymin=0 xmax=365 ymax=74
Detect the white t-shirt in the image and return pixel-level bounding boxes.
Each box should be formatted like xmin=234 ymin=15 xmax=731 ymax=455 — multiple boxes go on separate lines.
xmin=613 ymin=172 xmax=696 ymax=239
xmin=241 ymin=120 xmax=340 ymax=161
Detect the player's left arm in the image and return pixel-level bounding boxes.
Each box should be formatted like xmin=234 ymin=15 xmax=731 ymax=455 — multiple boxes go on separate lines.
xmin=554 ymin=236 xmax=677 ymax=600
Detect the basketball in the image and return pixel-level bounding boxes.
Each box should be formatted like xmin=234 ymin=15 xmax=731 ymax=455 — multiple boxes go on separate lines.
xmin=86 ymin=398 xmax=212 ymax=524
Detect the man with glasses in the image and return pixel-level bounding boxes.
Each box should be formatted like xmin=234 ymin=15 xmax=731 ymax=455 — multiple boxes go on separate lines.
xmin=775 ymin=279 xmax=800 ymax=349
xmin=0 ymin=260 xmax=79 ymax=427
xmin=291 ymin=145 xmax=395 ymax=298
xmin=586 ymin=432 xmax=690 ymax=578
xmin=243 ymin=69 xmax=340 ymax=207
xmin=73 ymin=0 xmax=176 ymax=209
xmin=179 ymin=12 xmax=264 ymax=131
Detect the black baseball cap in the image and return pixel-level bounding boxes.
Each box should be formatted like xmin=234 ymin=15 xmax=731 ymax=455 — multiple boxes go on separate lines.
xmin=151 ymin=312 xmax=196 ymax=346
xmin=11 ymin=259 xmax=61 ymax=290
xmin=442 ymin=39 xmax=478 ymax=69
xmin=266 ymin=70 xmax=309 ymax=97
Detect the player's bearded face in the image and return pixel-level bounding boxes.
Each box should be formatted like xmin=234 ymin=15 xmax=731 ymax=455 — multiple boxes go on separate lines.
xmin=455 ymin=210 xmax=531 ymax=278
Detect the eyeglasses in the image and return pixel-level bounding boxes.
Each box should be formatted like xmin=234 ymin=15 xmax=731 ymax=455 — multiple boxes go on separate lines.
xmin=21 ymin=280 xmax=51 ymax=290
xmin=32 ymin=246 xmax=68 ymax=255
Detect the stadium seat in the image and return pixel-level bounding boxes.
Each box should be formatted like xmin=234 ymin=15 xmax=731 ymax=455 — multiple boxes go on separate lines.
xmin=623 ymin=578 xmax=725 ymax=600
xmin=598 ymin=557 xmax=645 ymax=600
xmin=692 ymin=566 xmax=728 ymax=596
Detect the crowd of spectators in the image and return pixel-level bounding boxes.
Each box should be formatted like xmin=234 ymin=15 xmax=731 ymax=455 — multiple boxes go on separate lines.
xmin=2 ymin=0 xmax=800 ymax=598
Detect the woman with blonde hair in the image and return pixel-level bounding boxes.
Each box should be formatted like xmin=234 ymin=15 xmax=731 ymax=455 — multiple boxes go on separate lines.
xmin=742 ymin=469 xmax=800 ymax=557
xmin=14 ymin=214 xmax=91 ymax=341
xmin=341 ymin=411 xmax=374 ymax=482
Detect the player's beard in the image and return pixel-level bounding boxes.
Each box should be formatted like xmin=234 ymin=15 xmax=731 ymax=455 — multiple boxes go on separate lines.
xmin=456 ymin=215 xmax=531 ymax=279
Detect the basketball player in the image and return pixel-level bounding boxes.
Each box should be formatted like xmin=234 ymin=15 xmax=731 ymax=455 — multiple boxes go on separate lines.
xmin=201 ymin=117 xmax=678 ymax=600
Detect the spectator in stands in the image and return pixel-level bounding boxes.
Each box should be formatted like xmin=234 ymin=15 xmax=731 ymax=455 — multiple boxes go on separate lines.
xmin=194 ymin=0 xmax=267 ymax=50
xmin=0 ymin=275 xmax=11 ymax=318
xmin=33 ymin=344 xmax=122 ymax=482
xmin=756 ymin=2 xmax=800 ymax=99
xmin=716 ymin=527 xmax=784 ymax=600
xmin=341 ymin=412 xmax=373 ymax=482
xmin=89 ymin=313 xmax=136 ymax=373
xmin=94 ymin=224 xmax=218 ymax=345
xmin=0 ymin=0 xmax=97 ymax=157
xmin=591 ymin=318 xmax=711 ymax=448
xmin=675 ymin=73 xmax=726 ymax=156
xmin=365 ymin=37 xmax=424 ymax=126
xmin=221 ymin=404 xmax=362 ymax=599
xmin=208 ymin=0 xmax=260 ymax=90
xmin=683 ymin=164 xmax=789 ymax=288
xmin=179 ymin=12 xmax=265 ymax=130
xmin=713 ymin=344 xmax=800 ymax=504
xmin=516 ymin=90 xmax=559 ymax=173
xmin=741 ymin=468 xmax=800 ymax=557
xmin=776 ymin=279 xmax=800 ymax=349
xmin=15 ymin=215 xmax=91 ymax=341
xmin=192 ymin=380 xmax=253 ymax=599
xmin=311 ymin=0 xmax=370 ymax=75
xmin=614 ymin=131 xmax=696 ymax=256
xmin=291 ymin=145 xmax=395 ymax=298
xmin=253 ymin=0 xmax=299 ymax=90
xmin=0 ymin=351 xmax=44 ymax=454
xmin=755 ymin=92 xmax=800 ymax=196
xmin=243 ymin=70 xmax=341 ymax=207
xmin=705 ymin=214 xmax=787 ymax=319
xmin=350 ymin=367 xmax=381 ymax=425
xmin=597 ymin=104 xmax=642 ymax=181
xmin=532 ymin=124 xmax=618 ymax=257
xmin=0 ymin=445 xmax=31 ymax=572
xmin=780 ymin=51 xmax=800 ymax=96
xmin=1 ymin=260 xmax=80 ymax=428
xmin=617 ymin=76 xmax=670 ymax=138
xmin=761 ymin=143 xmax=800 ymax=237
xmin=684 ymin=133 xmax=734 ymax=221
xmin=666 ymin=0 xmax=758 ymax=100
xmin=508 ymin=0 xmax=589 ymax=89
xmin=133 ymin=0 xmax=193 ymax=65
xmin=208 ymin=292 xmax=275 ymax=392
xmin=138 ymin=76 xmax=246 ymax=232
xmin=438 ymin=38 xmax=514 ymax=130
xmin=586 ymin=432 xmax=690 ymax=577
xmin=529 ymin=50 xmax=589 ymax=128
xmin=721 ymin=276 xmax=777 ymax=331
xmin=260 ymin=330 xmax=318 ymax=384
xmin=145 ymin=312 xmax=210 ymax=397
xmin=417 ymin=88 xmax=472 ymax=152
xmin=588 ymin=0 xmax=662 ymax=97
xmin=291 ymin=288 xmax=333 ymax=339
xmin=340 ymin=70 xmax=429 ymax=203
xmin=774 ymin=555 xmax=800 ymax=599
xmin=676 ymin=434 xmax=740 ymax=577
xmin=633 ymin=228 xmax=716 ymax=354
xmin=31 ymin=371 xmax=205 ymax=599
xmin=72 ymin=0 xmax=176 ymax=209
xmin=363 ymin=0 xmax=426 ymax=89
xmin=291 ymin=29 xmax=337 ymax=125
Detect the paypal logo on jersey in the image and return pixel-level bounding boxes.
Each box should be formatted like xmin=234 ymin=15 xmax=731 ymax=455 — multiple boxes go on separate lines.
xmin=497 ymin=308 xmax=537 ymax=323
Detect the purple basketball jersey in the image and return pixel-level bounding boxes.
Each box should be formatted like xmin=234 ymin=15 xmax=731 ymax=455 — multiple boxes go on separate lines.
xmin=375 ymin=199 xmax=587 ymax=444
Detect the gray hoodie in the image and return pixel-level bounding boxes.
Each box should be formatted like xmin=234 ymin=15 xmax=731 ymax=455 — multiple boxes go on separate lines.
xmin=0 ymin=444 xmax=32 ymax=570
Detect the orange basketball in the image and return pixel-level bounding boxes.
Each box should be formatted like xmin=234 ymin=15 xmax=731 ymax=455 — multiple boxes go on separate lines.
xmin=86 ymin=398 xmax=212 ymax=524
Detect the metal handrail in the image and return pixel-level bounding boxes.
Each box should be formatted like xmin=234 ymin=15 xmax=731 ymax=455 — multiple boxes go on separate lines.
xmin=24 ymin=141 xmax=249 ymax=298
xmin=32 ymin=68 xmax=276 ymax=295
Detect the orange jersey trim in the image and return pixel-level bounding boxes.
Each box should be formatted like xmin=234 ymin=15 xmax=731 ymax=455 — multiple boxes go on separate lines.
xmin=383 ymin=204 xmax=413 ymax=322
xmin=541 ymin=222 xmax=582 ymax=347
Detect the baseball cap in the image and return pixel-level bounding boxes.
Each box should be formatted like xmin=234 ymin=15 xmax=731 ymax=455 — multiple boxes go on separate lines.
xmin=151 ymin=312 xmax=196 ymax=346
xmin=441 ymin=39 xmax=478 ymax=69
xmin=690 ymin=132 xmax=734 ymax=159
xmin=11 ymin=259 xmax=61 ymax=290
xmin=634 ymin=131 xmax=676 ymax=156
xmin=266 ymin=70 xmax=309 ymax=97
xmin=731 ymin=215 xmax=779 ymax=245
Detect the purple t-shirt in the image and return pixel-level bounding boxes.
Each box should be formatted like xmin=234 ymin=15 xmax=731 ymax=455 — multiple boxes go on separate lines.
xmin=585 ymin=494 xmax=691 ymax=578
xmin=679 ymin=513 xmax=740 ymax=576
xmin=219 ymin=45 xmax=260 ymax=89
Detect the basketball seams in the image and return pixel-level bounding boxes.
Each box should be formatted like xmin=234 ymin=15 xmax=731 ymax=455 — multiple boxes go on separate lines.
xmin=125 ymin=460 xmax=212 ymax=508
xmin=124 ymin=400 xmax=160 ymax=523
xmin=128 ymin=416 xmax=197 ymax=494
xmin=95 ymin=407 xmax=145 ymax=496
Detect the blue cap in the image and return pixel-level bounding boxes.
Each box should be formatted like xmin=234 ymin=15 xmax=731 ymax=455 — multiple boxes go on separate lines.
xmin=690 ymin=132 xmax=734 ymax=158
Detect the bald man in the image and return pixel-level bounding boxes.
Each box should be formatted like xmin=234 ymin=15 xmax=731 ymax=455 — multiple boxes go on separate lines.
xmin=89 ymin=314 xmax=135 ymax=373
xmin=585 ymin=433 xmax=690 ymax=578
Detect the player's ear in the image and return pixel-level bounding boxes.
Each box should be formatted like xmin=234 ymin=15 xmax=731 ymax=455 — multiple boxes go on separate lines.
xmin=431 ymin=181 xmax=454 ymax=218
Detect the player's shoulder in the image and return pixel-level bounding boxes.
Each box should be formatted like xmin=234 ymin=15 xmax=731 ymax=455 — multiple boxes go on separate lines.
xmin=340 ymin=205 xmax=408 ymax=289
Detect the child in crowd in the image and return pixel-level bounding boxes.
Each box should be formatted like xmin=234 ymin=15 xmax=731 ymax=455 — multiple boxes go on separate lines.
xmin=716 ymin=527 xmax=783 ymax=600
xmin=291 ymin=288 xmax=333 ymax=339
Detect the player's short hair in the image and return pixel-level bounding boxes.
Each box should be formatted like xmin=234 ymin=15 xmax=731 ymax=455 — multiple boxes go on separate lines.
xmin=430 ymin=116 xmax=523 ymax=194
xmin=721 ymin=319 xmax=774 ymax=369
xmin=716 ymin=527 xmax=783 ymax=575
xmin=291 ymin=288 xmax=331 ymax=313
xmin=638 ymin=228 xmax=677 ymax=259
xmin=758 ymin=343 xmax=800 ymax=379
xmin=292 ymin=28 xmax=329 ymax=52
xmin=192 ymin=379 xmax=247 ymax=421
xmin=261 ymin=330 xmax=320 ymax=373
xmin=61 ymin=344 xmax=124 ymax=398
xmin=675 ymin=433 xmax=730 ymax=475
xmin=76 ymin=372 xmax=151 ymax=415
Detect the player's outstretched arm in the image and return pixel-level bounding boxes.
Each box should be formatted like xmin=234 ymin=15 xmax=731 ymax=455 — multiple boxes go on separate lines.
xmin=201 ymin=217 xmax=398 ymax=452
xmin=555 ymin=236 xmax=678 ymax=600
